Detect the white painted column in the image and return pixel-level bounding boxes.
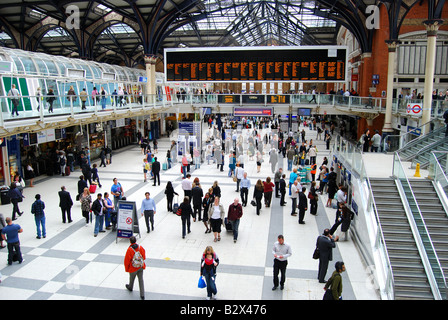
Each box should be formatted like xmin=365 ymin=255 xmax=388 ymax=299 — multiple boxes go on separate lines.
xmin=422 ymin=19 xmax=443 ymax=134
xmin=383 ymin=40 xmax=399 ymax=133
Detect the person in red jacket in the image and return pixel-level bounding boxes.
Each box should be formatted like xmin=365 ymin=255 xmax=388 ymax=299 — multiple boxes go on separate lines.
xmin=263 ymin=177 xmax=275 ymax=207
xmin=227 ymin=198 xmax=243 ymax=243
xmin=124 ymin=236 xmax=146 ymax=300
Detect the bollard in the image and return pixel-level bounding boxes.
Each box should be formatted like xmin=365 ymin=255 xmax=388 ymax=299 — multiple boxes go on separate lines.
xmin=414 ymin=163 xmax=421 ymax=177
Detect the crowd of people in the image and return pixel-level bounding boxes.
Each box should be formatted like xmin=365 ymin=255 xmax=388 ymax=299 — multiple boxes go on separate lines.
xmin=1 ymin=115 xmax=357 ymax=300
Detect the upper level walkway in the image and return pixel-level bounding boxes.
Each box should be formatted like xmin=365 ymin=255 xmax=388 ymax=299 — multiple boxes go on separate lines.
xmin=1 ymin=92 xmax=447 ymax=136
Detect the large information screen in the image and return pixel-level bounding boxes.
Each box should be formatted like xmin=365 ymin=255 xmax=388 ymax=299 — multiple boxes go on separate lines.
xmin=164 ymin=46 xmax=347 ymax=83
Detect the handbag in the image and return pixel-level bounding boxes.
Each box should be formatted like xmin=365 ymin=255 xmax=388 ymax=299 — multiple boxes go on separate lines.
xmin=198 ymin=276 xmax=206 ymax=289
xmin=176 ymin=207 xmax=182 ymax=216
xmin=232 ymin=175 xmax=237 ymax=182
xmin=250 ymin=199 xmax=256 ymax=207
xmin=312 ymin=247 xmax=320 ymax=260
xmin=308 ymin=192 xmax=314 ymax=200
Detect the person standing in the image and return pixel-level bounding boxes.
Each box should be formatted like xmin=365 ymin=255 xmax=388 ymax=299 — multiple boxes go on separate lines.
xmin=103 ymin=192 xmax=114 ymax=230
xmin=80 ymin=187 xmax=92 ymax=225
xmin=289 ymin=168 xmax=298 ymax=196
xmin=323 ymin=261 xmax=345 ymax=300
xmin=202 ymin=189 xmax=213 ymax=233
xmin=111 ymin=178 xmax=124 ymax=209
xmin=151 ymin=157 xmax=161 ymax=186
xmin=91 ymin=164 xmax=102 ymax=188
xmin=200 ymin=246 xmax=219 ymax=300
xmin=274 ymin=168 xmax=283 ymax=198
xmin=1 ymin=217 xmax=23 ymax=265
xmin=77 ymin=175 xmax=88 ymax=200
xmin=362 ymin=129 xmax=371 ymax=152
xmin=227 ymin=198 xmax=243 ymax=243
xmin=279 ymin=174 xmax=287 ymax=206
xmin=272 ymin=235 xmax=292 ymax=290
xmin=239 ymin=172 xmax=251 ymax=207
xmin=80 ymin=88 xmax=88 ymax=109
xmin=263 ymin=177 xmax=275 ymax=208
xmin=7 ymin=183 xmax=24 ymax=221
xmin=124 ymin=236 xmax=146 ymax=300
xmin=31 ymin=194 xmax=46 ymax=239
xmin=370 ymin=130 xmax=382 ymax=152
xmin=290 ymin=180 xmax=299 ymax=216
xmin=140 ymin=192 xmax=156 ymax=233
xmin=316 ymin=229 xmax=339 ymax=283
xmin=58 ymin=186 xmax=73 ymax=223
xmin=298 ymin=187 xmax=307 ymax=224
xmin=309 ymin=181 xmax=319 ymax=215
xmin=91 ymin=193 xmax=106 ymax=237
xmin=234 ymin=163 xmax=244 ymax=192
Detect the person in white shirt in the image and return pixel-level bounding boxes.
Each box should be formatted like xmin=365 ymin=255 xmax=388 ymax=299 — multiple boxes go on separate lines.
xmin=290 ymin=180 xmax=301 ymax=216
xmin=182 ymin=174 xmax=193 ymax=203
xmin=272 ymin=235 xmax=292 ymax=290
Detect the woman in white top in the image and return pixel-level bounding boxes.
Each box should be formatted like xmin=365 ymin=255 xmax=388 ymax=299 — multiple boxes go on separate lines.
xmin=207 ymin=197 xmax=225 ymax=242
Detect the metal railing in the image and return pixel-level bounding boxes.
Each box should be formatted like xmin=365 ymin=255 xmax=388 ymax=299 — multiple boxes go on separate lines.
xmin=393 ymin=152 xmax=447 ymax=300
xmin=332 ymin=133 xmax=395 ymax=299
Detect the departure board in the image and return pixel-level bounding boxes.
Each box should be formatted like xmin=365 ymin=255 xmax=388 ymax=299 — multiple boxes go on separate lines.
xmin=164 ymin=46 xmax=347 ymax=82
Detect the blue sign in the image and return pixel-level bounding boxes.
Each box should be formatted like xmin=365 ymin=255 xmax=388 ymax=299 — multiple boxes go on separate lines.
xmin=138 ymin=76 xmax=148 ymax=83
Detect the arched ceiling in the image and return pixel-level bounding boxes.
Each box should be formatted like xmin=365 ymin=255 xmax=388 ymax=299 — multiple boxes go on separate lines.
xmin=0 ymin=0 xmax=445 ymax=68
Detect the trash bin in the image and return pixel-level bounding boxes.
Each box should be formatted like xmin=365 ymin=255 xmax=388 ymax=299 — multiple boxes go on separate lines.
xmin=0 ymin=186 xmax=10 ymax=205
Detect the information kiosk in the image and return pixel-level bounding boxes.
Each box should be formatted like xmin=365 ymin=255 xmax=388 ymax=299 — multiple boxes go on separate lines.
xmin=116 ymin=200 xmax=140 ymax=243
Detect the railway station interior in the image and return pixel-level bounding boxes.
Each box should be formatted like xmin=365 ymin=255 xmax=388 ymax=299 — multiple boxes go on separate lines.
xmin=0 ymin=0 xmax=447 ymax=304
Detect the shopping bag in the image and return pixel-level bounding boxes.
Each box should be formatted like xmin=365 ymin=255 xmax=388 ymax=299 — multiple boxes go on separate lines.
xmin=198 ymin=276 xmax=206 ymax=289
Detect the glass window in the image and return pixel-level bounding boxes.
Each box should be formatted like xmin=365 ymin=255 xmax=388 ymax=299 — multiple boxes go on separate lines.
xmin=11 ymin=56 xmax=24 ymax=73
xmin=43 ymin=59 xmax=59 ymax=76
xmin=18 ymin=56 xmax=37 ymax=75
xmin=34 ymin=58 xmax=49 ymax=76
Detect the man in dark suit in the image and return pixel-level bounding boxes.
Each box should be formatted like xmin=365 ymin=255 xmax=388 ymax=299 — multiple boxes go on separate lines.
xmin=279 ymin=174 xmax=287 ymax=206
xmin=58 ymin=186 xmax=73 ymax=223
xmin=151 ymin=157 xmax=161 ymax=186
xmin=298 ymin=187 xmax=307 ymax=224
xmin=316 ymin=229 xmax=338 ymax=283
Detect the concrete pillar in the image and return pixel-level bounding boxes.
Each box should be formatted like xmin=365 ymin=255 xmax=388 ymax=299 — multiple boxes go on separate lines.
xmin=422 ymin=19 xmax=443 ymax=134
xmin=144 ymin=54 xmax=158 ymax=104
xmin=383 ymin=40 xmax=399 ymax=133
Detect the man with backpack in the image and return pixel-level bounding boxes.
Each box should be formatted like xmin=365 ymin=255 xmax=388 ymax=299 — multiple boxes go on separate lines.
xmin=124 ymin=236 xmax=146 ymax=300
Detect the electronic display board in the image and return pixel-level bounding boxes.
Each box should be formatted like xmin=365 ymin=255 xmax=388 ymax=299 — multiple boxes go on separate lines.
xmin=165 ymin=46 xmax=347 ymax=83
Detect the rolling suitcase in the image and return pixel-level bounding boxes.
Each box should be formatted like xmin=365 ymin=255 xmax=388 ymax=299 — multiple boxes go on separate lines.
xmin=65 ymin=166 xmax=71 ymax=176
xmin=89 ymin=184 xmax=97 ymax=194
xmin=162 ymin=162 xmax=168 ymax=170
xmin=224 ymin=218 xmax=233 ymax=232
xmin=172 ymin=196 xmax=179 ymax=213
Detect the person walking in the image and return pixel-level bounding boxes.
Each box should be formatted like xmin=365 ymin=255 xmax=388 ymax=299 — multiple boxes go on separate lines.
xmin=191 ymin=181 xmax=203 ymax=221
xmin=91 ymin=164 xmax=102 ymax=188
xmin=164 ymin=181 xmax=178 ymax=212
xmin=208 ymin=196 xmax=225 ymax=242
xmin=58 ymin=186 xmax=73 ymax=223
xmin=8 ymin=182 xmax=24 ymax=221
xmin=239 ymin=172 xmax=251 ymax=207
xmin=182 ymin=174 xmax=193 ymax=203
xmin=298 ymin=187 xmax=307 ymax=224
xmin=77 ymin=175 xmax=88 ymax=200
xmin=92 ymin=193 xmax=105 ymax=237
xmin=46 ymin=88 xmax=55 ymax=113
xmin=234 ymin=163 xmax=244 ymax=192
xmin=316 ymin=229 xmax=339 ymax=283
xmin=253 ymin=179 xmax=264 ymax=216
xmin=31 ymin=194 xmax=46 ymax=239
xmin=323 ymin=261 xmax=345 ymax=300
xmin=1 ymin=217 xmax=23 ymax=265
xmin=140 ymin=192 xmax=156 ymax=233
xmin=179 ymin=196 xmax=195 ymax=239
xmin=200 ymin=246 xmax=219 ymax=300
xmin=227 ymin=198 xmax=243 ymax=243
xmin=263 ymin=177 xmax=275 ymax=208
xmin=272 ymin=235 xmax=292 ymax=291
xmin=124 ymin=236 xmax=146 ymax=300
xmin=202 ymin=189 xmax=213 ymax=233
xmin=7 ymin=84 xmax=20 ymax=117
xmin=151 ymin=157 xmax=161 ymax=186
xmin=80 ymin=187 xmax=92 ymax=225
xmin=0 ymin=213 xmax=6 ymax=249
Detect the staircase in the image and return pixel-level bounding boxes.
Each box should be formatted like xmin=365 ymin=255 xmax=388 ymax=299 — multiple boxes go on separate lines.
xmin=408 ymin=179 xmax=448 ymax=278
xmin=398 ymin=127 xmax=448 ymax=169
xmin=370 ymin=178 xmax=434 ymax=300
